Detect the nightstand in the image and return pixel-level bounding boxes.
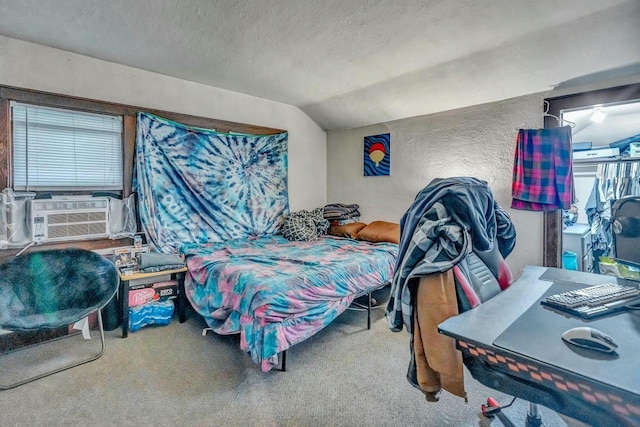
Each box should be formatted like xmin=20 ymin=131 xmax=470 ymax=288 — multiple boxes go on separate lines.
xmin=118 ymin=267 xmax=188 ymax=338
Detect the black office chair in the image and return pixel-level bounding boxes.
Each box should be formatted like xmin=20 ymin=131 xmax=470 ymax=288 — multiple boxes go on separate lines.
xmin=0 ymin=248 xmax=118 ymax=389
xmin=611 ymin=195 xmax=640 ymax=268
xmin=392 ymin=177 xmax=529 ymax=423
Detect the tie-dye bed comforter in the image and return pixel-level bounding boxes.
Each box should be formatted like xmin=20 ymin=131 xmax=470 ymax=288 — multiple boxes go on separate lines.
xmin=182 ymin=235 xmax=398 ymax=372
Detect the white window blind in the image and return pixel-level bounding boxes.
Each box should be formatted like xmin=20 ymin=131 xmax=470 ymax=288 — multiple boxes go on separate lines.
xmin=11 ymin=102 xmax=123 ymax=191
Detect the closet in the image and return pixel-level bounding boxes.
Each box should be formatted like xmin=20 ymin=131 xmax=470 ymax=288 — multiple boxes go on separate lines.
xmin=559 ymin=94 xmax=640 ymax=273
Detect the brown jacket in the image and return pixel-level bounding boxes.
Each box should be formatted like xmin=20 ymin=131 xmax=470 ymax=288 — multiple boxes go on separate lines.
xmin=413 ymin=270 xmax=466 ymax=400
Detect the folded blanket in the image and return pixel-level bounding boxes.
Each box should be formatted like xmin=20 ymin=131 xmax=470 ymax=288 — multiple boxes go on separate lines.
xmin=324 ymin=203 xmax=361 ymax=221
xmin=137 ymin=253 xmax=185 ymax=271
xmin=140 ymin=264 xmax=186 ymax=273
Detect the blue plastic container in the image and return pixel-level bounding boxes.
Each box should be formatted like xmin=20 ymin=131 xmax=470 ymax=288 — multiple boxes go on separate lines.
xmin=129 ymin=300 xmax=174 ymax=332
xmin=562 ymin=250 xmax=578 ymax=271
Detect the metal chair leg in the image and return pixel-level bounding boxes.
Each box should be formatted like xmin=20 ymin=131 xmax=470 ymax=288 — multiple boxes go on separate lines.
xmin=0 ymin=311 xmax=107 ymax=390
xmin=482 ymin=397 xmax=545 ymax=427
xmin=526 ymin=403 xmax=544 ymax=427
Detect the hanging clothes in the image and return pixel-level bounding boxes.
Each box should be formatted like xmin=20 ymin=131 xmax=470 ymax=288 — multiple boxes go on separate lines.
xmin=586 ymin=161 xmax=640 ymax=256
xmin=511 ymin=126 xmax=573 ymax=211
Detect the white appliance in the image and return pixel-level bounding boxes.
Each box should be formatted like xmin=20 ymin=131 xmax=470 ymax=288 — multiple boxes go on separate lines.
xmin=31 ymin=196 xmax=110 ymax=243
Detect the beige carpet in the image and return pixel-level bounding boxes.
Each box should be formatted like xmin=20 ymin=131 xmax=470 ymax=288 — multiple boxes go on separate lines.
xmin=0 ymin=301 xmax=586 ymax=427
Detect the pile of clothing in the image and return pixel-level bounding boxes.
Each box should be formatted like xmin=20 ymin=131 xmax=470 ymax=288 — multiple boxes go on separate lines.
xmin=323 ymin=203 xmax=361 ymax=225
xmin=386 ymin=177 xmax=516 ymax=402
xmin=280 ymin=208 xmax=330 ymax=241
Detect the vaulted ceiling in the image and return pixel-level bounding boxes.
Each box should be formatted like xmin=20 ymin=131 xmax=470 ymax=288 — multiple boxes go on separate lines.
xmin=0 ymin=0 xmax=639 ymax=131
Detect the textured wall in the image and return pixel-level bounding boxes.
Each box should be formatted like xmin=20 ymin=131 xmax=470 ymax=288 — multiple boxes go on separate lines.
xmin=1 ymin=1 xmax=637 ymax=131
xmin=327 ymin=94 xmax=546 ymax=277
xmin=325 ymin=70 xmax=640 ymax=276
xmin=0 ymin=35 xmax=327 ymax=212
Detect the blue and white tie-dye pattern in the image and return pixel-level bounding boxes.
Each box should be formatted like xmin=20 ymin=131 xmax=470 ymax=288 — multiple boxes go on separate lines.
xmin=133 ymin=112 xmax=289 ymax=253
xmin=182 ymin=235 xmax=398 ymax=372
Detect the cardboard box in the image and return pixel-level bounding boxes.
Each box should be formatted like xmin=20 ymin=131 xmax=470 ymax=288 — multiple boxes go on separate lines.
xmin=128 ymin=280 xmax=178 ymax=307
xmin=129 ymin=287 xmax=157 ymax=307
xmin=572 ymin=141 xmax=592 ymax=152
xmin=152 ymin=281 xmax=179 ymax=299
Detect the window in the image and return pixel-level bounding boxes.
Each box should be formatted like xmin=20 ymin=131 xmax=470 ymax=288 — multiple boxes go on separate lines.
xmin=10 ymin=102 xmax=123 ymax=191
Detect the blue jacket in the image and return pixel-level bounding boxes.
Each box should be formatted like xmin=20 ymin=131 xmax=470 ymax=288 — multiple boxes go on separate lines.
xmin=386 ymin=176 xmax=516 ymax=332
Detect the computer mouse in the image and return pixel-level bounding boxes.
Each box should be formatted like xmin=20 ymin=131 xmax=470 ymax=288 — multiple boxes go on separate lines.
xmin=561 ymin=327 xmax=618 ymax=353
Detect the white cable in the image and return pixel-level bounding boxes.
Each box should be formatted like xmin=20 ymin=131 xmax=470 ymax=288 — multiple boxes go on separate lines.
xmin=15 ymin=241 xmax=35 ymax=257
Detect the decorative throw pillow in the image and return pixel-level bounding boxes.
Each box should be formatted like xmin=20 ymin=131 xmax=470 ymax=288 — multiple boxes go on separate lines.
xmin=327 ymin=222 xmax=368 ymax=239
xmin=281 ymin=208 xmax=330 ymax=241
xmin=311 ymin=207 xmax=330 ymax=235
xmin=356 ymin=221 xmax=401 ymax=244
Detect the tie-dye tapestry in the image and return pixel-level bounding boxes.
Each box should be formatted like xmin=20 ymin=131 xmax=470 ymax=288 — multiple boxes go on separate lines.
xmin=134 ymin=112 xmax=289 ymax=253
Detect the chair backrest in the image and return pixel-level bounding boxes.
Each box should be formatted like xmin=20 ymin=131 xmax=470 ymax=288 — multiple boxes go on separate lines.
xmin=452 ymin=253 xmax=513 ymax=310
xmin=611 ymin=196 xmax=640 ymax=267
xmin=0 ymin=248 xmax=118 ymax=331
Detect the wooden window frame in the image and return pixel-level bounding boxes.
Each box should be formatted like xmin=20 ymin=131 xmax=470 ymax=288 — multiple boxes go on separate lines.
xmin=0 ymin=85 xmax=286 ymax=257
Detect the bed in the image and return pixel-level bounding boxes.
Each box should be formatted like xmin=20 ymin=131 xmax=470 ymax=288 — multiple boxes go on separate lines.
xmin=181 ymin=235 xmax=397 ymax=372
xmin=133 ymin=112 xmax=397 ymax=371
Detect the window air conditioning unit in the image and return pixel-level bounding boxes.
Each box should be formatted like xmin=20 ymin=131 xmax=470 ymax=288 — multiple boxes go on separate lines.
xmin=31 ymin=196 xmax=110 ymax=243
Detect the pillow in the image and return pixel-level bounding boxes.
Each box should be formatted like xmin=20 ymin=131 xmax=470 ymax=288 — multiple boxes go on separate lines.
xmin=356 ymin=221 xmax=401 ymax=244
xmin=327 ymin=222 xmax=368 ymax=239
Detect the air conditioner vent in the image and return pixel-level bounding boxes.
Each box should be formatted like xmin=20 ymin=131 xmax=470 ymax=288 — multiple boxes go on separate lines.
xmin=48 ymin=225 xmax=68 ymax=239
xmin=88 ymin=211 xmax=106 ymax=221
xmin=68 ymin=213 xmax=87 ymax=223
xmin=88 ymin=223 xmax=106 ymax=235
xmin=49 ymin=213 xmax=69 ymax=224
xmin=31 ymin=196 xmax=110 ymax=243
xmin=70 ymin=224 xmax=92 ymax=237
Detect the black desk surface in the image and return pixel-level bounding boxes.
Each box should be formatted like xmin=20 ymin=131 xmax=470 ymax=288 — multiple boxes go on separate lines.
xmin=439 ymin=265 xmax=640 ymax=396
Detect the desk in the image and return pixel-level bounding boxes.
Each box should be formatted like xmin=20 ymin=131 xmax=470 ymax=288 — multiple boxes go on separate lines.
xmin=438 ymin=266 xmax=640 ymax=427
xmin=119 ymin=267 xmax=188 ymax=338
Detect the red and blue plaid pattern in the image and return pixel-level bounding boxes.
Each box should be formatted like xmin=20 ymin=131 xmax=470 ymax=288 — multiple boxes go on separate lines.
xmin=511 ymin=126 xmax=573 ymax=211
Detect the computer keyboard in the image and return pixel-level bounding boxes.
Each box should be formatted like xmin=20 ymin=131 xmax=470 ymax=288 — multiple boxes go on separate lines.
xmin=541 ymin=282 xmax=640 ymax=319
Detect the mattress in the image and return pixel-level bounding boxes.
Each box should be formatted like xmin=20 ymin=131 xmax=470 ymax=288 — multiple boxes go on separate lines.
xmin=182 ymin=235 xmax=397 ymax=371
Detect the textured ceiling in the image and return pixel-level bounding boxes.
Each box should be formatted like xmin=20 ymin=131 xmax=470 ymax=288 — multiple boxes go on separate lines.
xmin=0 ymin=0 xmax=639 ymax=131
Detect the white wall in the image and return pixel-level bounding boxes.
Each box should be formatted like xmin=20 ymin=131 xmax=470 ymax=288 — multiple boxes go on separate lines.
xmin=327 ymin=71 xmax=640 ymax=278
xmin=328 ymin=94 xmax=546 ymax=277
xmin=0 ymin=35 xmax=327 ymax=212
xmin=4 ymin=35 xmax=640 ymax=277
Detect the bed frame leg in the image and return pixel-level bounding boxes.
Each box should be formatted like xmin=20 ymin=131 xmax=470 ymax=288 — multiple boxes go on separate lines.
xmin=178 ymin=271 xmax=187 ymax=323
xmin=278 ymin=350 xmax=287 ymax=372
xmin=367 ymin=292 xmax=372 ymax=330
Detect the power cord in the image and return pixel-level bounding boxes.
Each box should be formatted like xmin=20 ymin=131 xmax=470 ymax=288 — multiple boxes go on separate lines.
xmin=15 ymin=241 xmax=35 ymax=257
